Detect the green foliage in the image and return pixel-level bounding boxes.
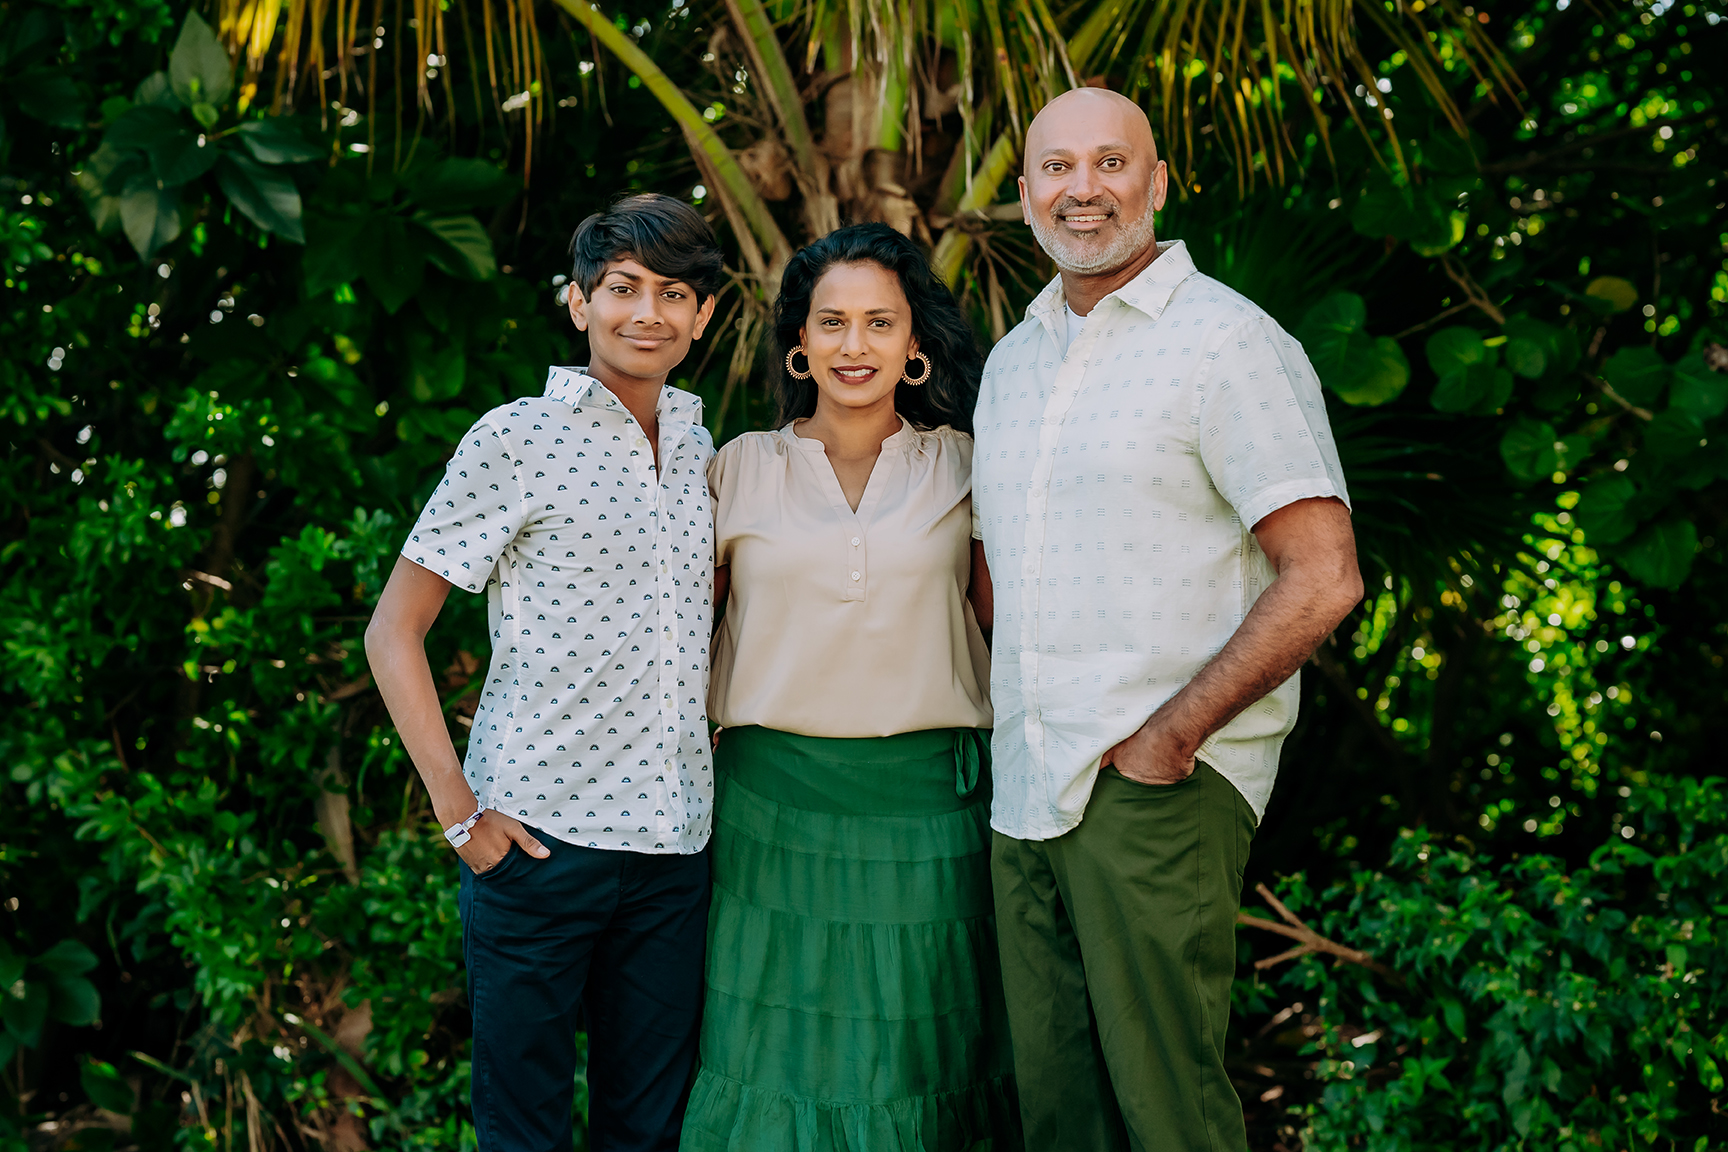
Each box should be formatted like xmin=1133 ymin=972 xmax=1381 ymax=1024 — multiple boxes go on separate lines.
xmin=1 ymin=0 xmax=1724 ymax=1147
xmin=1259 ymin=775 xmax=1728 ymax=1150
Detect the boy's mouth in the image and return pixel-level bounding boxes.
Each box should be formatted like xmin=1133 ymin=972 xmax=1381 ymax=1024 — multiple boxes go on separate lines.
xmin=622 ymin=331 xmax=670 ymax=351
xmin=832 ymin=365 xmax=878 ymax=384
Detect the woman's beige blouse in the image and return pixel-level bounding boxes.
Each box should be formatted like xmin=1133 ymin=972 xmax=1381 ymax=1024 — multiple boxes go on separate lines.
xmin=708 ymin=419 xmax=992 ymax=738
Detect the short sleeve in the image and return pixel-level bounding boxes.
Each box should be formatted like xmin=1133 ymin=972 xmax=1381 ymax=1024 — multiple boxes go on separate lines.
xmin=1195 ymin=315 xmax=1351 ymax=530
xmin=707 ymin=438 xmax=738 ymax=566
xmin=402 ymin=419 xmax=529 ymax=593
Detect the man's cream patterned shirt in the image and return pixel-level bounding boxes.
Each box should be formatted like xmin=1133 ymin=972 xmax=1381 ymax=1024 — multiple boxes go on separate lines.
xmin=974 ymin=240 xmax=1350 ymax=840
xmin=403 ymin=368 xmax=715 ymax=854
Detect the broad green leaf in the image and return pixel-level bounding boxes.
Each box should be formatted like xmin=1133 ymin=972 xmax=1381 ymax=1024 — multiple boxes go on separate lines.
xmin=1439 ymin=996 xmax=1467 ymax=1041
xmin=1351 ymin=172 xmax=1453 ymax=252
xmin=1503 ymin=337 xmax=1546 ymax=379
xmin=1669 ymin=353 xmax=1726 ymax=419
xmin=10 ymin=68 xmax=84 ymax=127
xmin=168 ymin=12 xmax=233 ymax=110
xmin=81 ymin=1058 xmax=134 ymax=1113
xmin=1555 ymin=432 xmax=1594 ymax=473
xmin=1584 ymin=275 xmax=1638 ymax=313
xmin=0 ymin=6 xmax=62 ymax=67
xmin=49 ymin=976 xmax=100 ymax=1026
xmin=134 ymin=70 xmax=179 ymax=109
xmin=234 ymin=118 xmax=324 ymax=165
xmin=359 ymin=214 xmax=426 ymax=314
xmin=1601 ymin=346 xmax=1671 ymax=407
xmin=1329 ymin=335 xmax=1410 ymax=406
xmin=2 ymin=980 xmax=48 ymax=1047
xmin=0 ymin=942 xmax=21 ymax=989
xmin=1615 ymin=517 xmax=1697 ymax=589
xmin=1574 ymin=476 xmax=1638 ymax=545
xmin=1425 ymin=326 xmax=1490 ymax=375
xmin=1420 ymin=129 xmax=1484 ymax=174
xmin=103 ymin=105 xmax=184 ymax=155
xmin=406 ymin=327 xmax=467 ymax=403
xmin=215 ymin=153 xmax=304 ymax=243
xmin=1642 ymin=409 xmax=1705 ymax=462
xmin=119 ymin=174 xmax=181 ymax=259
xmin=34 ymin=939 xmax=98 ymax=976
xmin=302 ymin=214 xmax=366 ymax=297
xmin=1499 ymin=417 xmax=1558 ymax=483
xmin=1409 ymin=208 xmax=1466 ymax=258
xmin=1431 ymin=362 xmax=1508 ymax=414
xmin=415 ymin=212 xmax=498 ymax=281
xmin=147 ymin=129 xmax=220 ymax=187
xmin=409 ymin=158 xmax=519 ymax=214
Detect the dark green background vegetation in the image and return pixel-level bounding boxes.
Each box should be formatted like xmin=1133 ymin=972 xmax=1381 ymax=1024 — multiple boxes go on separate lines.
xmin=2 ymin=0 xmax=1726 ymax=1148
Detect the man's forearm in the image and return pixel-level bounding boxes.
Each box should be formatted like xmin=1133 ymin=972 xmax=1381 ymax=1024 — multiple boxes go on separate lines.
xmin=1141 ymin=563 xmax=1356 ymax=757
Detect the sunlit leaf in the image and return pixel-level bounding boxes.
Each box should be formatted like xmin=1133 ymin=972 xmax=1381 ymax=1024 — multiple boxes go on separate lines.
xmin=1584 ymin=275 xmax=1638 ymax=313
xmin=80 ymin=1057 xmax=133 ymax=1113
xmin=168 ymin=11 xmax=233 ymax=110
xmin=414 ymin=213 xmax=498 ymax=282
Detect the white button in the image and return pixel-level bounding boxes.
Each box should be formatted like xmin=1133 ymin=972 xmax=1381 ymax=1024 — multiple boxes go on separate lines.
xmin=850 ymin=536 xmax=860 ymax=546
xmin=851 ymin=571 xmax=861 ymax=581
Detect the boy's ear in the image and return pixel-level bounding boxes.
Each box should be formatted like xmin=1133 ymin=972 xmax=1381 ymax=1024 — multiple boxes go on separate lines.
xmin=566 ymin=284 xmax=589 ymax=332
xmin=690 ymin=293 xmax=717 ymax=341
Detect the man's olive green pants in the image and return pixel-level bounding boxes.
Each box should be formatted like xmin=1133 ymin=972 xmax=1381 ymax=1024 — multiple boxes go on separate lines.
xmin=991 ymin=762 xmax=1255 ymax=1152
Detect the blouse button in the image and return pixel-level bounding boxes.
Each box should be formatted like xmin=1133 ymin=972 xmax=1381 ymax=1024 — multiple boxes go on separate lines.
xmin=850 ymin=571 xmax=861 ymax=581
xmin=850 ymin=536 xmax=860 ymax=547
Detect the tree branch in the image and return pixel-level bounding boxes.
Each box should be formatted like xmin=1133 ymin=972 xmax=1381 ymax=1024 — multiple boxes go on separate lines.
xmin=1237 ymin=882 xmax=1405 ymax=987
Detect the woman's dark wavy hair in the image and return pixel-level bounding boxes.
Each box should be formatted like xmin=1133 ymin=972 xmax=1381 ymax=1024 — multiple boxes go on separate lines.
xmin=772 ymin=223 xmax=982 ymax=436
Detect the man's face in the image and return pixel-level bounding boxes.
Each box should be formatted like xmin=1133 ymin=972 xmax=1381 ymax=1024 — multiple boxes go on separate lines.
xmin=1018 ymin=94 xmax=1169 ymax=276
xmin=567 ymin=257 xmax=715 ymax=382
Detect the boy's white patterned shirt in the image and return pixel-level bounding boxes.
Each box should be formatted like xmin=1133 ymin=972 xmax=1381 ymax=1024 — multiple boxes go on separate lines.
xmin=974 ymin=240 xmax=1350 ymax=840
xmin=402 ymin=368 xmax=716 ymax=854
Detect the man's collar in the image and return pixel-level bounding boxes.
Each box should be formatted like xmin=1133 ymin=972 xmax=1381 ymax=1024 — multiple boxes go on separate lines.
xmin=1027 ymin=238 xmax=1196 ymax=325
xmin=543 ymin=367 xmax=705 ymax=426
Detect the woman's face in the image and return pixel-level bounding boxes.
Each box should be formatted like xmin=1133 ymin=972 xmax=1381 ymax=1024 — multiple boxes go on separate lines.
xmin=799 ymin=261 xmax=920 ymax=417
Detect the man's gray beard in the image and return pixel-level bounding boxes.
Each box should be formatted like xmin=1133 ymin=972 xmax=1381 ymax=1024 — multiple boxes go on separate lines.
xmin=1028 ymin=205 xmax=1161 ymax=276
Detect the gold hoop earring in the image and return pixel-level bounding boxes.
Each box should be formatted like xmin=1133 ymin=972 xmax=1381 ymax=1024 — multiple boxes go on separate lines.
xmin=902 ymin=351 xmax=932 ymax=387
xmin=784 ymin=346 xmax=813 ymax=381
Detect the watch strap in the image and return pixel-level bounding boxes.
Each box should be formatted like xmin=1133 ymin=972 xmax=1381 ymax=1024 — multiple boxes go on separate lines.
xmin=444 ymin=808 xmax=484 ymax=848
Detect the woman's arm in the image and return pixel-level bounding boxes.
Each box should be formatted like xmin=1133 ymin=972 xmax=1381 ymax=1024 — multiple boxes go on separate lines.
xmin=967 ymin=540 xmax=993 ymax=648
xmin=713 ymin=564 xmax=730 ymax=637
xmin=365 ymin=556 xmax=549 ymax=873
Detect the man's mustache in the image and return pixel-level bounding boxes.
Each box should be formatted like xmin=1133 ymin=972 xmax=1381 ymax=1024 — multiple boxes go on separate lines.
xmin=1051 ymin=197 xmax=1120 ymax=218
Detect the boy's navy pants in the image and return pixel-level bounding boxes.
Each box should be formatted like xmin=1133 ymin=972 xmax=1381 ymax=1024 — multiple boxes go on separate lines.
xmin=459 ymin=834 xmax=710 ymax=1152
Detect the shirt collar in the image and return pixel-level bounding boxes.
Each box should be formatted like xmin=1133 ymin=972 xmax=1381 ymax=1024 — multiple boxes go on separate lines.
xmin=543 ymin=366 xmax=705 ymax=429
xmin=1026 ymin=238 xmax=1196 ymax=335
xmin=781 ymin=414 xmax=914 ymax=451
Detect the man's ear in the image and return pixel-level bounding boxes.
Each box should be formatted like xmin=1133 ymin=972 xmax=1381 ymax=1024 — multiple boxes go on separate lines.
xmin=566 ymin=283 xmax=589 ymax=332
xmin=690 ymin=292 xmax=718 ymax=340
xmin=1018 ymin=174 xmax=1031 ymax=226
xmin=1150 ymin=159 xmax=1169 ymax=214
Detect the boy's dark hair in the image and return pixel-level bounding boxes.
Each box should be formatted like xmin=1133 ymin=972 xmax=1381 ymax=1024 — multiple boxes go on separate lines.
xmin=568 ymin=193 xmax=727 ymax=304
xmin=773 ymin=223 xmax=983 ymax=436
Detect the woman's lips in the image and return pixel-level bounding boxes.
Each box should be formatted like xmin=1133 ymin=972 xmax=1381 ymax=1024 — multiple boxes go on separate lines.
xmin=832 ymin=365 xmax=879 ymax=385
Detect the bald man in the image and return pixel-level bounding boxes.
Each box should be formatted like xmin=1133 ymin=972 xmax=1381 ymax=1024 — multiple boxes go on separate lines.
xmin=972 ymin=89 xmax=1362 ymax=1150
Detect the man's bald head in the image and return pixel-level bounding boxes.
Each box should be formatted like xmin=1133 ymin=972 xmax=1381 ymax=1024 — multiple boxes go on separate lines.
xmin=1024 ymin=88 xmax=1158 ymax=178
xmin=1018 ymin=87 xmax=1169 ymax=280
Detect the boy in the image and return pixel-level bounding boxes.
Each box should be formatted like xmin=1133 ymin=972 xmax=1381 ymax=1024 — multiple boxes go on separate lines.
xmin=365 ymin=193 xmax=724 ymax=1152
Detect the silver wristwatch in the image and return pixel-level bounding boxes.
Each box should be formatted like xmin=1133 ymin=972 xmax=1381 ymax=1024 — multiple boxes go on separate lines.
xmin=443 ymin=808 xmax=484 ymax=848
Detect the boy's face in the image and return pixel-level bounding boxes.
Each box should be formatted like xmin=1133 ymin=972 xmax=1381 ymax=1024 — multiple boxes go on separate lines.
xmin=567 ymin=257 xmax=715 ymax=384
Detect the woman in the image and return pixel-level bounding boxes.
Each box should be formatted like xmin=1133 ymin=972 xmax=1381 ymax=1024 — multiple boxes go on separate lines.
xmin=680 ymin=224 xmax=1018 ymax=1151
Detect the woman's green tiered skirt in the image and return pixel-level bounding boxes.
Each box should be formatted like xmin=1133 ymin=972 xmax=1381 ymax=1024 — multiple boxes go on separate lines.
xmin=679 ymin=725 xmax=1021 ymax=1152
